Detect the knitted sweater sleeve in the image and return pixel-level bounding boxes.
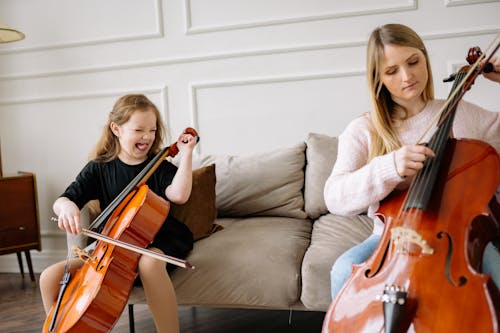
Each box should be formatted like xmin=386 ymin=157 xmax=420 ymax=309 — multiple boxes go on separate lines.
xmin=454 ymin=100 xmax=500 ymax=153
xmin=324 ymin=116 xmax=404 ymax=216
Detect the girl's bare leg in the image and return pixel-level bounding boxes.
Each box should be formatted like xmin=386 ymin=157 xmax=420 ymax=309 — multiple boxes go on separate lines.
xmin=138 ymin=248 xmax=179 ymax=333
xmin=39 ymin=258 xmax=83 ymax=314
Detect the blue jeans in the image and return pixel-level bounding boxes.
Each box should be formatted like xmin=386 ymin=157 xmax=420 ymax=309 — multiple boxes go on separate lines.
xmin=483 ymin=242 xmax=500 ymax=288
xmin=330 ymin=234 xmax=380 ymax=299
xmin=330 ymin=235 xmax=500 ymax=300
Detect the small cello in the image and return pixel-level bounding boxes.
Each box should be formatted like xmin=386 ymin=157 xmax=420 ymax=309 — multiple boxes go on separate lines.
xmin=43 ymin=128 xmax=198 ymax=333
xmin=322 ymin=43 xmax=500 ymax=332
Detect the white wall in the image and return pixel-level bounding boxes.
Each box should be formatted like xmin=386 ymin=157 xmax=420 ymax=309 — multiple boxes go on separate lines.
xmin=0 ymin=0 xmax=499 ymax=272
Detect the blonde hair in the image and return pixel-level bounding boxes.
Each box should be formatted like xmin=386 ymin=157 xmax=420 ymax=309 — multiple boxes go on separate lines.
xmin=91 ymin=94 xmax=166 ymax=162
xmin=366 ymin=24 xmax=434 ymax=159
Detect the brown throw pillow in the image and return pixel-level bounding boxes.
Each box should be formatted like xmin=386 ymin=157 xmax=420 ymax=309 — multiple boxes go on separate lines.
xmin=169 ymin=164 xmax=217 ymax=240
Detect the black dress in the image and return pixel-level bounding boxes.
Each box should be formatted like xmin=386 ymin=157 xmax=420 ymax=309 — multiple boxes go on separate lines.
xmin=59 ymin=156 xmax=193 ymax=272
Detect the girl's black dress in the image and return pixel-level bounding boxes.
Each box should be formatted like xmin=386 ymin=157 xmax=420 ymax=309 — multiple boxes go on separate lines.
xmin=59 ymin=156 xmax=194 ymax=273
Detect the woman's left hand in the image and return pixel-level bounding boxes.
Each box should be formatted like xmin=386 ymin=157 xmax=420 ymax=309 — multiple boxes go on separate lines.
xmin=482 ymin=56 xmax=500 ymax=83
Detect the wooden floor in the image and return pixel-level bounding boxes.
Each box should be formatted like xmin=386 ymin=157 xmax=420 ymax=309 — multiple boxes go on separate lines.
xmin=0 ymin=273 xmax=325 ymax=332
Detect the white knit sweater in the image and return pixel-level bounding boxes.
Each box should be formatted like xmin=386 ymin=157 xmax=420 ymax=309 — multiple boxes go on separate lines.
xmin=324 ymin=99 xmax=500 ymax=235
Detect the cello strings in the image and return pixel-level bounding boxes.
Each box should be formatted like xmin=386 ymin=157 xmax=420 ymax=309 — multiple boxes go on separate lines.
xmin=391 ymin=67 xmax=470 ymax=254
xmin=400 ymin=70 xmax=467 ymax=250
xmin=62 ymin=244 xmax=73 ymax=276
xmin=409 ymin=70 xmax=464 ymax=211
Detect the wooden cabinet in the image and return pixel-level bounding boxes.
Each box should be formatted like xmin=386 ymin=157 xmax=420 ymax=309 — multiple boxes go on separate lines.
xmin=0 ymin=172 xmax=41 ymax=282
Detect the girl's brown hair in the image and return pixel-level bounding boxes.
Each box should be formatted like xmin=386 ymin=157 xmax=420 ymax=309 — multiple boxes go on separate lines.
xmin=366 ymin=24 xmax=434 ymax=159
xmin=91 ymin=94 xmax=166 ymax=162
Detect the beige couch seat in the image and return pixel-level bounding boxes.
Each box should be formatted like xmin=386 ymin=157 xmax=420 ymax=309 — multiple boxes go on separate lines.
xmin=301 ymin=214 xmax=372 ymax=310
xmin=172 ymin=216 xmax=312 ymax=309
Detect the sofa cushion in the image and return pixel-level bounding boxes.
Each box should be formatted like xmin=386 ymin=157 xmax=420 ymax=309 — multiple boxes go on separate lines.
xmin=300 ymin=214 xmax=373 ymax=310
xmin=194 ymin=143 xmax=307 ymax=219
xmin=170 ymin=164 xmax=217 ymax=241
xmin=171 ymin=216 xmax=312 ymax=309
xmin=304 ymin=133 xmax=338 ymax=219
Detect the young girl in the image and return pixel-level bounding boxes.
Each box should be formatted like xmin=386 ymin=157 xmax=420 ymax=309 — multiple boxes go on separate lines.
xmin=40 ymin=94 xmax=196 ymax=333
xmin=324 ymin=24 xmax=500 ymax=299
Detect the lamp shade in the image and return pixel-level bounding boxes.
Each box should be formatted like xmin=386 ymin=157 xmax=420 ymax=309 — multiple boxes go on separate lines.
xmin=0 ymin=20 xmax=25 ymax=43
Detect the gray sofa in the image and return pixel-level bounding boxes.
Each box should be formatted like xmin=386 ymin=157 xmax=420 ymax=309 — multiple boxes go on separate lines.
xmin=71 ymin=133 xmax=374 ymax=328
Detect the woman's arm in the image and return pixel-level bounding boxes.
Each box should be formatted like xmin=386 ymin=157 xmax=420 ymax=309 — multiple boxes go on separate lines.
xmin=455 ymin=101 xmax=500 ymax=154
xmin=324 ymin=117 xmax=404 ymax=216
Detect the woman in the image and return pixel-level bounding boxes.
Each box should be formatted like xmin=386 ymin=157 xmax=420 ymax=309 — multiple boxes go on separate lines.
xmin=324 ymin=23 xmax=500 ymax=299
xmin=40 ymin=94 xmax=195 ymax=333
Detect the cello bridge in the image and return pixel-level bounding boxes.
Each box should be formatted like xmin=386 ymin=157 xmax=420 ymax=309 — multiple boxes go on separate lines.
xmin=71 ymin=245 xmax=97 ymax=263
xmin=391 ymin=227 xmax=434 ymax=255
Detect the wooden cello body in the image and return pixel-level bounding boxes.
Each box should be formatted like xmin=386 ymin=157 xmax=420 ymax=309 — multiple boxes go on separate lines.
xmin=43 ymin=185 xmax=169 ymax=332
xmin=323 ymin=138 xmax=500 ymax=333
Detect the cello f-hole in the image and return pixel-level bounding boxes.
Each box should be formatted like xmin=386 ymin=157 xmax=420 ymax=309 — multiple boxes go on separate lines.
xmin=437 ymin=231 xmax=468 ymax=287
xmin=96 ymin=243 xmax=109 ymax=272
xmin=365 ymin=236 xmax=392 ymax=279
xmin=364 ymin=244 xmax=388 ymax=279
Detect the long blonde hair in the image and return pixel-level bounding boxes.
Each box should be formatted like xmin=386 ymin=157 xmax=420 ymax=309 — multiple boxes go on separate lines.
xmin=91 ymin=94 xmax=166 ymax=162
xmin=366 ymin=24 xmax=434 ymax=159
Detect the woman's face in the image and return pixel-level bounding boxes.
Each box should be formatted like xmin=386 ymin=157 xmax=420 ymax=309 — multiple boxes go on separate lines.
xmin=380 ymin=44 xmax=429 ymax=112
xmin=111 ymin=109 xmax=157 ymax=165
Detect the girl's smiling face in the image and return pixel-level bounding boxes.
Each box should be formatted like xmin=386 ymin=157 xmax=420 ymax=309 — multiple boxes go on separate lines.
xmin=380 ymin=44 xmax=429 ymax=114
xmin=111 ymin=108 xmax=157 ymax=165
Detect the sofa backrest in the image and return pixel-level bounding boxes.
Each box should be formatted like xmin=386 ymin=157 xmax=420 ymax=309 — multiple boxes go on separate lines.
xmin=304 ymin=133 xmax=338 ymax=219
xmin=192 ymin=133 xmax=340 ymax=220
xmin=194 ymin=143 xmax=307 ymax=219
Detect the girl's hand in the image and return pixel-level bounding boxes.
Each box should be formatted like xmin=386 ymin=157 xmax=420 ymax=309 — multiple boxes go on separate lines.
xmin=482 ymin=56 xmax=500 ymax=84
xmin=54 ymin=198 xmax=82 ymax=235
xmin=176 ymin=133 xmax=197 ymax=154
xmin=394 ymin=144 xmax=435 ymax=178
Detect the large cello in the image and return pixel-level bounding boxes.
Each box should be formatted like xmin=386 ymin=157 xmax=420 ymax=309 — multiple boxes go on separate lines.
xmin=323 ymin=44 xmax=500 ymax=332
xmin=42 ymin=128 xmax=198 ymax=333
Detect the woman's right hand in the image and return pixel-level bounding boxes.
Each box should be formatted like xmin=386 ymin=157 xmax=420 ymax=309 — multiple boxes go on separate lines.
xmin=53 ymin=197 xmax=82 ymax=235
xmin=394 ymin=144 xmax=435 ymax=178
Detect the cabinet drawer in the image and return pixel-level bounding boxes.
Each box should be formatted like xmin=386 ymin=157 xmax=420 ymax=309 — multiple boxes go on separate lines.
xmin=0 ymin=173 xmax=41 ymax=253
xmin=0 ymin=226 xmax=38 ymax=250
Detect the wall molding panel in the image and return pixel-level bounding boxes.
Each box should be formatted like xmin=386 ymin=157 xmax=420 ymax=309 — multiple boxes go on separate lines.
xmin=0 ymin=0 xmax=164 ymax=55
xmin=445 ymin=0 xmax=499 ymax=7
xmin=1 ymin=26 xmax=498 ymax=83
xmin=185 ymin=0 xmax=417 ymax=34
xmin=0 ymin=87 xmax=163 ymax=106
xmin=190 ymin=69 xmax=365 ymax=154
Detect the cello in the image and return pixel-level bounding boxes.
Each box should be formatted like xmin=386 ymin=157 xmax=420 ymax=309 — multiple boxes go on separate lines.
xmin=322 ymin=43 xmax=500 ymax=332
xmin=42 ymin=128 xmax=198 ymax=333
